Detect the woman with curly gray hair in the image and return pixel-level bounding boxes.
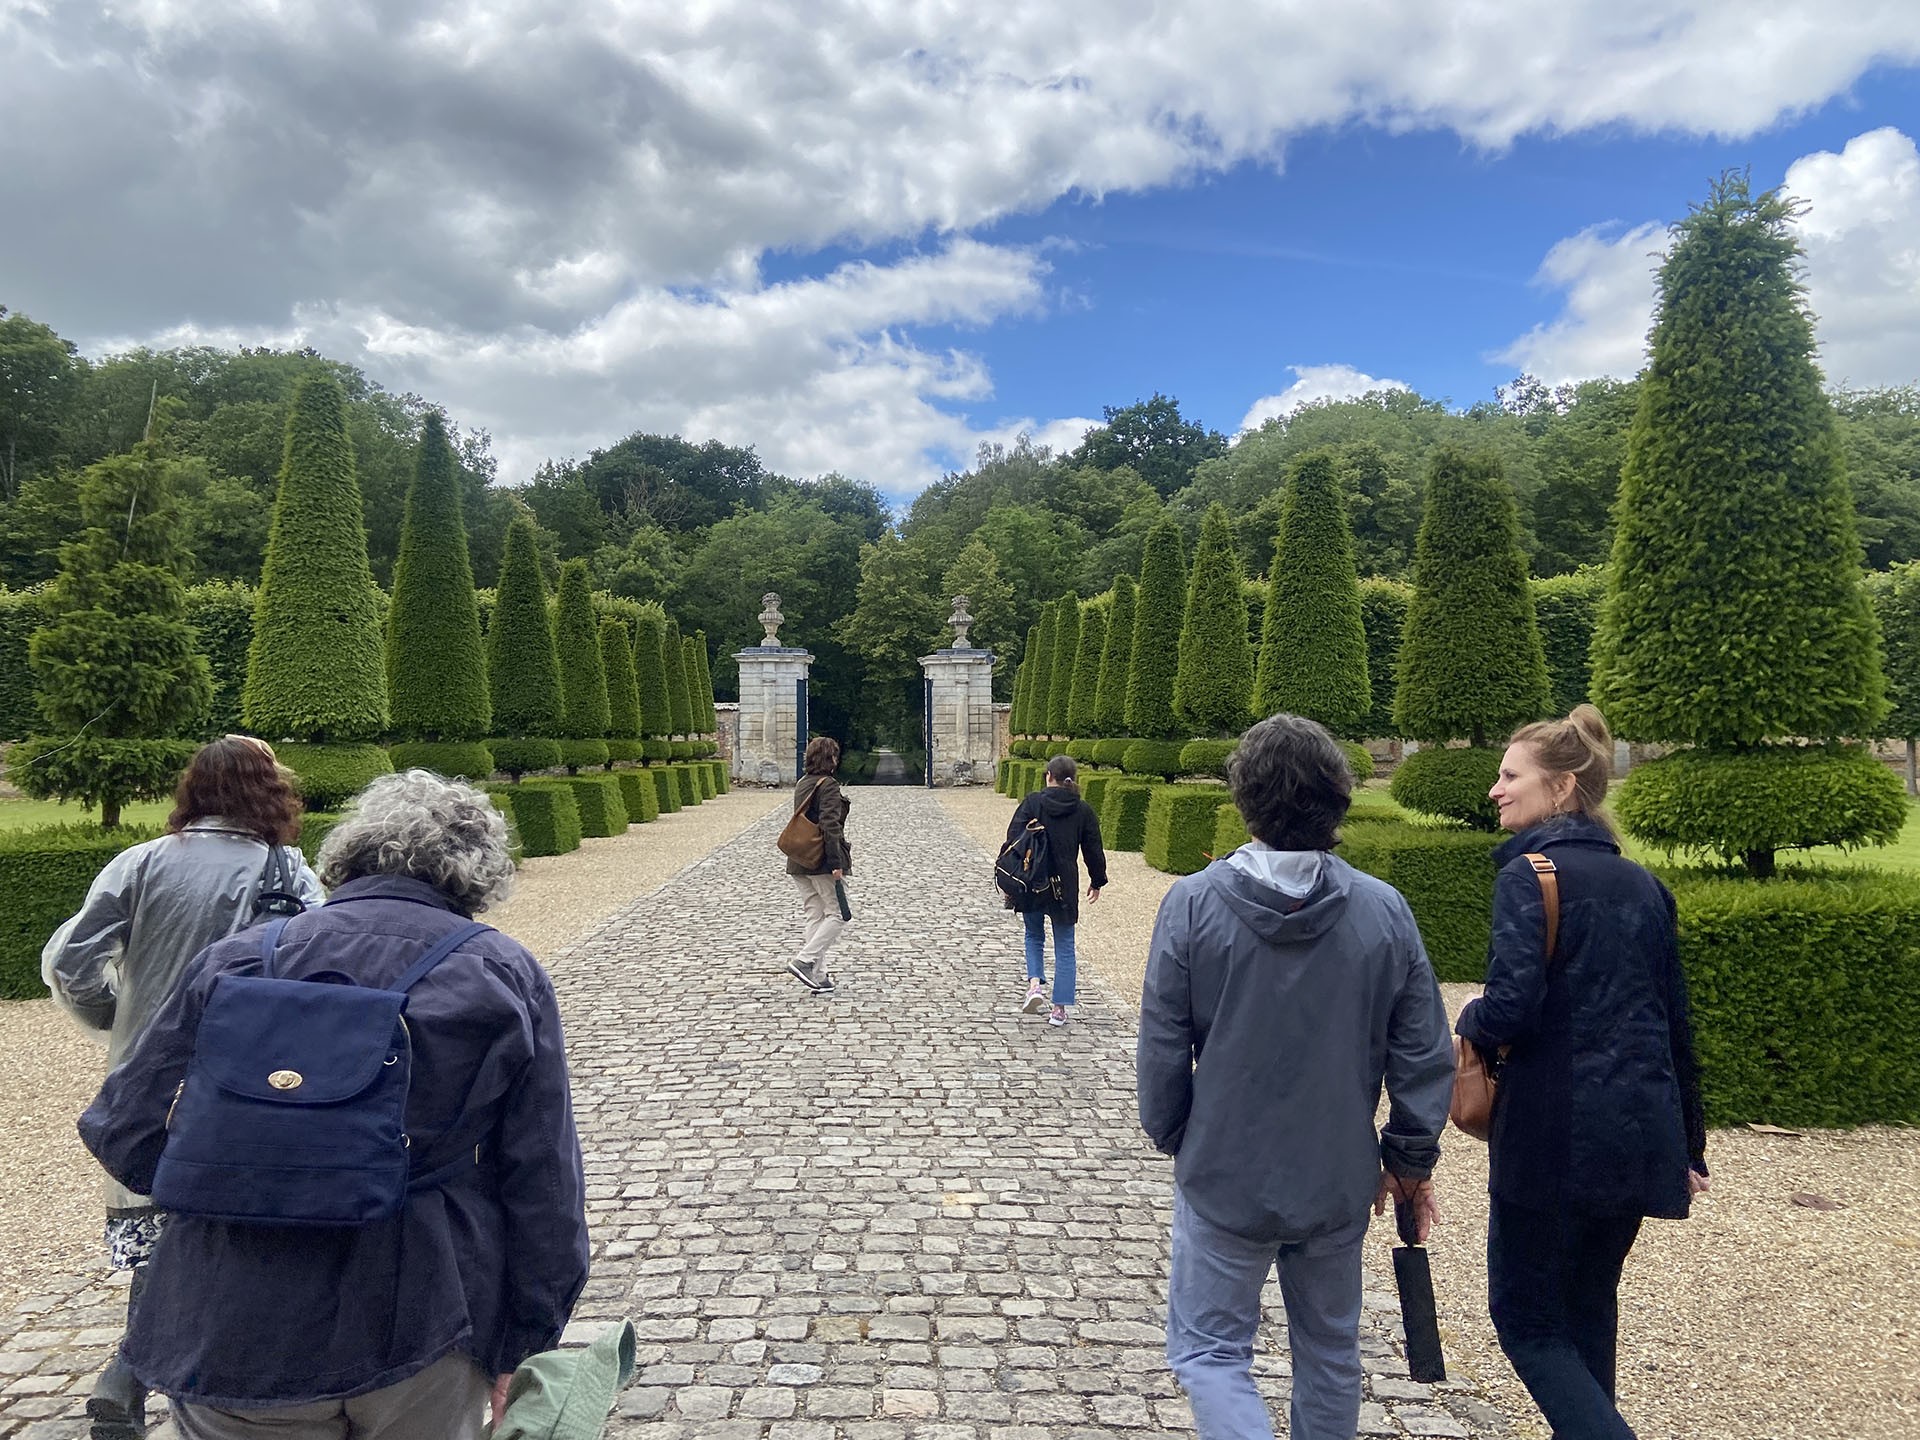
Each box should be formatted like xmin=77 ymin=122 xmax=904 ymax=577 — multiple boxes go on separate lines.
xmin=79 ymin=771 xmax=590 ymax=1440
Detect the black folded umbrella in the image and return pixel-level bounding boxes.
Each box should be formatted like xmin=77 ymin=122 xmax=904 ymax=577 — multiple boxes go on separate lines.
xmin=1391 ymin=1197 xmax=1447 ymax=1383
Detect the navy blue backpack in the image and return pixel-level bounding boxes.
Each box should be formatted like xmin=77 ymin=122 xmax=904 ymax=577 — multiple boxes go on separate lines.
xmin=151 ymin=911 xmax=491 ymax=1227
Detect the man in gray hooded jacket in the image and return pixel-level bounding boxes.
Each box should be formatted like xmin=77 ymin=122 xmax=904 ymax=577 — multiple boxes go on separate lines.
xmin=1138 ymin=714 xmax=1454 ymax=1440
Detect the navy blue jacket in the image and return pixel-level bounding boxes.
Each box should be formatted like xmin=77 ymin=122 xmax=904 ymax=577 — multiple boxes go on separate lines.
xmin=1456 ymin=817 xmax=1707 ymax=1220
xmin=78 ymin=876 xmax=590 ymax=1407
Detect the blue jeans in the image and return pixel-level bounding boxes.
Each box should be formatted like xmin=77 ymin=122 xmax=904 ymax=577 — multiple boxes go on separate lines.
xmin=1022 ymin=910 xmax=1075 ymax=1005
xmin=1166 ymin=1188 xmax=1365 ymax=1440
xmin=1488 ymin=1196 xmax=1642 ymax=1440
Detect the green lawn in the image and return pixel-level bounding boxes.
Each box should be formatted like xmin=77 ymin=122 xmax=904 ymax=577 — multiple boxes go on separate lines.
xmin=0 ymin=798 xmax=172 ymax=832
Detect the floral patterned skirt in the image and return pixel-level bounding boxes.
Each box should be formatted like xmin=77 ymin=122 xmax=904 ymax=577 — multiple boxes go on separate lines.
xmin=104 ymin=1209 xmax=168 ymax=1271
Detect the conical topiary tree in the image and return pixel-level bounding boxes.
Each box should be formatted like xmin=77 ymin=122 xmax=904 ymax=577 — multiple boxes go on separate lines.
xmin=11 ymin=440 xmax=211 ymax=826
xmin=1013 ymin=622 xmax=1043 ymax=739
xmin=1028 ymin=603 xmax=1059 ymax=737
xmin=682 ymin=634 xmax=706 ymax=749
xmin=693 ymin=630 xmax=718 ymax=735
xmin=602 ymin=616 xmax=644 ymax=764
xmin=1390 ymin=447 xmax=1550 ymax=829
xmin=1126 ymin=517 xmax=1188 ymax=740
xmin=1067 ymin=601 xmax=1108 ymax=738
xmin=485 ymin=513 xmax=563 ymax=779
xmin=632 ymin=606 xmax=672 ymax=761
xmin=1094 ymin=574 xmax=1136 ymax=739
xmin=386 ymin=410 xmax=491 ymax=779
xmin=1174 ymin=503 xmax=1254 ymax=737
xmin=1596 ymin=176 xmax=1902 ymax=875
xmin=243 ymin=373 xmax=391 ymax=806
xmin=554 ymin=559 xmax=610 ymax=772
xmin=663 ymin=617 xmax=695 ymax=741
xmin=1046 ymin=594 xmax=1081 ymax=737
xmin=1254 ymin=449 xmax=1371 ymax=737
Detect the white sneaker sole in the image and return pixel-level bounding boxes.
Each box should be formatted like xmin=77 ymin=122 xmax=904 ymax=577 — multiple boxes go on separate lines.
xmin=1022 ymin=991 xmax=1047 ymax=1015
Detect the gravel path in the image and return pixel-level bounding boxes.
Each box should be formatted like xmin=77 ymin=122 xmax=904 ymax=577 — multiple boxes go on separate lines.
xmin=942 ymin=785 xmax=1920 ymax=1440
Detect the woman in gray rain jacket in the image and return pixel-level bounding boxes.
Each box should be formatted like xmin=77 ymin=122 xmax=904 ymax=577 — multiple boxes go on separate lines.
xmin=41 ymin=735 xmax=322 ymax=1440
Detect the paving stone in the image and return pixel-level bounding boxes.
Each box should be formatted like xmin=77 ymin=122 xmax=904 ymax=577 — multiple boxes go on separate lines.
xmin=0 ymin=791 xmax=1511 ymax=1439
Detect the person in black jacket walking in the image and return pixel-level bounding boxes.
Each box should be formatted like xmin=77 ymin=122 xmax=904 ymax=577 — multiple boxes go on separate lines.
xmin=1455 ymin=706 xmax=1708 ymax=1440
xmin=1005 ymin=755 xmax=1107 ymax=1026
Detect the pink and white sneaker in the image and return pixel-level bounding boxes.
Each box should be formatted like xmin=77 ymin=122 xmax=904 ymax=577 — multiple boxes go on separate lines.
xmin=1022 ymin=979 xmax=1047 ymax=1015
xmin=1048 ymin=1005 xmax=1068 ymax=1027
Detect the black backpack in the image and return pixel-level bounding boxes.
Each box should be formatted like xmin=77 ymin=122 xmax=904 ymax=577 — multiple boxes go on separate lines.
xmin=995 ymin=816 xmax=1058 ymax=911
xmin=252 ymin=844 xmax=308 ymax=921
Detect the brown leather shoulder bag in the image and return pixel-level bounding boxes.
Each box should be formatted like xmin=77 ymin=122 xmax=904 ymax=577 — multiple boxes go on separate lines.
xmin=1450 ymin=853 xmax=1558 ymax=1141
xmin=776 ymin=777 xmax=826 ymax=869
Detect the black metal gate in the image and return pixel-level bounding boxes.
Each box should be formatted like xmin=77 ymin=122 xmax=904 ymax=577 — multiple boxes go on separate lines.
xmin=923 ymin=675 xmax=935 ymax=787
xmin=795 ymin=676 xmax=809 ymax=779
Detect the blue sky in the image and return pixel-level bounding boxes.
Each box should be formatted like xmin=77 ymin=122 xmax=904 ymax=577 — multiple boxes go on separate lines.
xmin=4 ymin=3 xmax=1918 ymax=495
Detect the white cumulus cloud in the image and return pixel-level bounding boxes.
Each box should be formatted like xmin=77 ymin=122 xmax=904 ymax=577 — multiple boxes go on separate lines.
xmin=1498 ymin=127 xmax=1920 ymax=390
xmin=1238 ymin=365 xmax=1412 ymax=433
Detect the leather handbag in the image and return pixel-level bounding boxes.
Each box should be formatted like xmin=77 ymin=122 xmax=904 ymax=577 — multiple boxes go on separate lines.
xmin=1450 ymin=852 xmax=1558 ymax=1141
xmin=776 ymin=779 xmax=825 ymax=870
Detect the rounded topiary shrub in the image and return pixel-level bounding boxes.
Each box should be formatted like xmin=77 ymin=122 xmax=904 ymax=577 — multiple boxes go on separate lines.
xmin=670 ymin=740 xmax=698 ymax=760
xmin=642 ymin=738 xmax=672 ymax=762
xmin=1614 ymin=745 xmax=1908 ymax=874
xmin=1388 ymin=746 xmax=1502 ymax=830
xmin=605 ymin=738 xmax=645 ymax=764
xmin=1122 ymin=739 xmax=1186 ymax=781
xmin=1092 ymin=738 xmax=1135 ymax=767
xmin=1343 ymin=741 xmax=1376 ymax=783
xmin=388 ymin=741 xmax=496 ymax=781
xmin=486 ymin=737 xmax=562 ymax=780
xmin=1178 ymin=738 xmax=1237 ymax=778
xmin=557 ymin=738 xmax=611 ymax=773
xmin=278 ymin=743 xmax=394 ymax=811
xmin=1065 ymin=739 xmax=1098 ymax=763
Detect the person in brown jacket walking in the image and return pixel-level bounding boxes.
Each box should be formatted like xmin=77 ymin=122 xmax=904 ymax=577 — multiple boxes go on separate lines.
xmin=786 ymin=737 xmax=851 ymax=996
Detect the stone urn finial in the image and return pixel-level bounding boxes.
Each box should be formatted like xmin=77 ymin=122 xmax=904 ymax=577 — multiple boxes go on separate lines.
xmin=759 ymin=592 xmax=784 ymax=645
xmin=949 ymin=595 xmax=974 ymax=649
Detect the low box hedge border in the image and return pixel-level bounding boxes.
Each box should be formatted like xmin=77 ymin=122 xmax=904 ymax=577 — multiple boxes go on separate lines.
xmin=1080 ymin=773 xmax=1116 ymax=819
xmin=488 ymin=783 xmax=582 ymax=857
xmin=1338 ymin=820 xmax=1501 ymax=982
xmin=529 ymin=775 xmax=627 ymax=837
xmin=0 ymin=824 xmax=162 ymax=999
xmin=668 ymin=764 xmax=699 ymax=806
xmin=648 ymin=765 xmax=683 ymax=814
xmin=1101 ymin=781 xmax=1156 ymax=852
xmin=1213 ymin=802 xmax=1250 ymax=858
xmin=1145 ymin=785 xmax=1230 ymax=875
xmin=615 ymin=770 xmax=661 ymax=823
xmin=708 ymin=761 xmax=730 ymax=795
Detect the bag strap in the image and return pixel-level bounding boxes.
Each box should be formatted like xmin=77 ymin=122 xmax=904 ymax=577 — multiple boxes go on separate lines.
xmin=1523 ymin=853 xmax=1559 ymax=961
xmin=258 ymin=915 xmax=293 ymax=976
xmin=256 ymin=914 xmax=491 ymax=993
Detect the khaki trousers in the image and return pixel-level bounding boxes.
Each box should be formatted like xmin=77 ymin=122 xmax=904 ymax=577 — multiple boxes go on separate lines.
xmin=792 ymin=873 xmax=847 ymax=973
xmin=156 ymin=1352 xmax=490 ymax=1440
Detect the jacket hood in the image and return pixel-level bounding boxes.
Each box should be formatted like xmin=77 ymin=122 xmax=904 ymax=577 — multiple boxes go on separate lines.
xmin=1035 ymin=786 xmax=1084 ymax=816
xmin=1494 ymin=813 xmax=1620 ymax=867
xmin=1209 ymin=847 xmax=1352 ymax=943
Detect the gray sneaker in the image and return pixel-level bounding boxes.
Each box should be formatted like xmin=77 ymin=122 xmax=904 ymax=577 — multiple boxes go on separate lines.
xmin=812 ymin=972 xmax=837 ymax=996
xmin=786 ymin=960 xmax=824 ymax=992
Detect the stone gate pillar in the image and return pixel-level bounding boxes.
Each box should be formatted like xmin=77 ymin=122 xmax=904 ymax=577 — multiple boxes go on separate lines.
xmin=920 ymin=596 xmax=997 ymax=786
xmin=733 ymin=593 xmax=812 ymax=786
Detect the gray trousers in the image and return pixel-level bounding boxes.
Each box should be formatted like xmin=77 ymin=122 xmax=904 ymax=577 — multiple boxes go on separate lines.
xmin=156 ymin=1353 xmax=490 ymax=1440
xmin=792 ymin=873 xmax=847 ymax=972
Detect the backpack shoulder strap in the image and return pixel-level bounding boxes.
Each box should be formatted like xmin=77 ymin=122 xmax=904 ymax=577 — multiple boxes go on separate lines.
xmin=1523 ymin=853 xmax=1560 ymax=961
xmin=258 ymin=915 xmax=293 ymax=977
xmin=389 ymin=921 xmax=494 ymax=996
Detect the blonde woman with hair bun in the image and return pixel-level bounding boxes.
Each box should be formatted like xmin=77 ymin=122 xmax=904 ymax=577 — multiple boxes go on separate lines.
xmin=1455 ymin=705 xmax=1708 ymax=1440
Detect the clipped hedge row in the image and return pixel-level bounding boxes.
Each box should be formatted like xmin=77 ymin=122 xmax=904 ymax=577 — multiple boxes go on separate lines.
xmin=1177 ymin=739 xmax=1237 ymax=779
xmin=1338 ymin=820 xmax=1503 ymax=981
xmin=1080 ymin=772 xmax=1117 ymax=819
xmin=615 ymin=770 xmax=661 ymax=823
xmin=1145 ymin=785 xmax=1230 ymax=875
xmin=297 ymin=812 xmax=342 ymax=866
xmin=389 ymin=741 xmax=497 ymax=781
xmin=1122 ymin=740 xmax=1185 ymax=781
xmin=649 ymin=766 xmax=683 ymax=814
xmin=486 ymin=737 xmax=562 ymax=779
xmin=488 ymin=783 xmax=581 ymax=857
xmin=532 ymin=775 xmax=627 ymax=837
xmin=709 ymin=761 xmax=730 ymax=795
xmin=669 ymin=764 xmax=700 ymax=806
xmin=1101 ymin=781 xmax=1155 ymax=852
xmin=0 ymin=824 xmax=163 ymax=999
xmin=558 ymin=739 xmax=611 ymax=773
xmin=1213 ymin=802 xmax=1251 ymax=857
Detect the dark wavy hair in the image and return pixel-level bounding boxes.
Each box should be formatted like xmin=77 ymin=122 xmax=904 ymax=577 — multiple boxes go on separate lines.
xmin=803 ymin=736 xmax=842 ymax=776
xmin=1226 ymin=713 xmax=1352 ymax=851
xmin=167 ymin=736 xmax=303 ymax=846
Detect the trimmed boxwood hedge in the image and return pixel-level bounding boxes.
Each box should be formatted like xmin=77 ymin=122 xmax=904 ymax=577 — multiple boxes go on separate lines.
xmin=1389 ymin=746 xmax=1502 ymax=830
xmin=486 ymin=737 xmax=562 ymax=780
xmin=557 ymin=738 xmax=612 ymax=773
xmin=1145 ymin=785 xmax=1230 ymax=875
xmin=642 ymin=738 xmax=672 ymax=762
xmin=708 ymin=760 xmax=730 ymax=795
xmin=1122 ymin=739 xmax=1186 ymax=781
xmin=1666 ymin=868 xmax=1920 ymax=1126
xmin=1092 ymin=738 xmax=1135 ymax=767
xmin=1214 ymin=802 xmax=1251 ymax=857
xmin=533 ymin=775 xmax=626 ymax=837
xmin=296 ymin=811 xmax=341 ymax=866
xmin=615 ymin=770 xmax=661 ymax=823
xmin=1338 ymin=820 xmax=1502 ymax=981
xmin=1065 ymin=739 xmax=1098 ymax=763
xmin=1342 ymin=741 xmax=1376 ymax=782
xmin=689 ymin=763 xmax=716 ymax=801
xmin=1177 ymin=738 xmax=1237 ymax=779
xmin=668 ymin=764 xmax=699 ymax=806
xmin=388 ymin=741 xmax=496 ymax=781
xmin=277 ymin=743 xmax=395 ymax=811
xmin=649 ymin=766 xmax=683 ymax=814
xmin=605 ymin=738 xmax=645 ymax=764
xmin=996 ymin=758 xmax=1016 ymax=794
xmin=490 ymin=783 xmax=581 ymax=856
xmin=1080 ymin=772 xmax=1116 ymax=819
xmin=1101 ymin=781 xmax=1155 ymax=852
xmin=0 ymin=824 xmax=161 ymax=998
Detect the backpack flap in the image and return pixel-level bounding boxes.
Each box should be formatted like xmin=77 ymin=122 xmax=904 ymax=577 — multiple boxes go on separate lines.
xmin=193 ymin=975 xmax=407 ymax=1106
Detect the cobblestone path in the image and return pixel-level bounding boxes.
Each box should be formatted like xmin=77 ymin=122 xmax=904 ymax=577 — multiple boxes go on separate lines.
xmin=0 ymin=787 xmax=1509 ymax=1439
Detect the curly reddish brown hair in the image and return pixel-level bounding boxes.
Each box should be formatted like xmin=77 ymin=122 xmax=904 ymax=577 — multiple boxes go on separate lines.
xmin=167 ymin=736 xmax=303 ymax=845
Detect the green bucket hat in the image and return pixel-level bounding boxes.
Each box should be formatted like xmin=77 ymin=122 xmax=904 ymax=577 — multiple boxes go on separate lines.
xmin=488 ymin=1319 xmax=636 ymax=1440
